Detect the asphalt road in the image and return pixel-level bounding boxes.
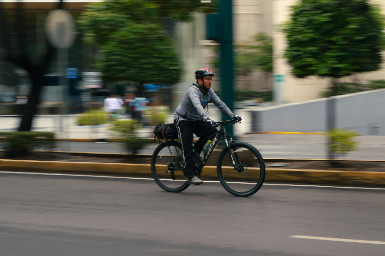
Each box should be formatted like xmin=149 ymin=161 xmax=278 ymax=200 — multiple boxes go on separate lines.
xmin=1 ymin=171 xmax=385 ymax=256
xmin=57 ymin=133 xmax=385 ymax=160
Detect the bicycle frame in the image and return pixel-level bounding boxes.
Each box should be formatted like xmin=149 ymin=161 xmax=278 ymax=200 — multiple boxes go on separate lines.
xmin=196 ymin=120 xmax=238 ymax=171
xmin=163 ymin=120 xmax=239 ymax=178
xmin=152 ymin=119 xmax=265 ymax=196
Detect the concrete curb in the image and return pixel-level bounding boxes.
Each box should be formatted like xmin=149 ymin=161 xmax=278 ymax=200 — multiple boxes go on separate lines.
xmin=1 ymin=159 xmax=385 ymax=187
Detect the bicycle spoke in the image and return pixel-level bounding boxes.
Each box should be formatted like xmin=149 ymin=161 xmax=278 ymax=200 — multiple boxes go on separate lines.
xmin=151 ymin=142 xmax=189 ymax=192
xmin=217 ymin=143 xmax=265 ymax=197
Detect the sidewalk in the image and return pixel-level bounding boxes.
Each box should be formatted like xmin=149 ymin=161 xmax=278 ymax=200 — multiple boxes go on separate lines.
xmin=2 ymin=110 xmax=385 ymax=160
xmin=2 ymin=113 xmax=385 ymax=187
xmin=0 ymin=106 xmax=254 ymax=139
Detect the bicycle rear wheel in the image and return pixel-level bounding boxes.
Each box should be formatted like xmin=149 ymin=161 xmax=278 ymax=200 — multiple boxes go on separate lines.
xmin=217 ymin=142 xmax=265 ymax=197
xmin=151 ymin=141 xmax=189 ymax=192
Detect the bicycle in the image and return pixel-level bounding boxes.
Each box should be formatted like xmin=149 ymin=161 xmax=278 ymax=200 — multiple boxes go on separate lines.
xmin=151 ymin=120 xmax=265 ymax=197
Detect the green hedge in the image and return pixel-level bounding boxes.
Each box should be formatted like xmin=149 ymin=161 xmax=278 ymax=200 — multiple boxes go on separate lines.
xmin=322 ymin=80 xmax=385 ymax=97
xmin=326 ymin=129 xmax=359 ymax=158
xmin=215 ymin=90 xmax=273 ymax=102
xmin=0 ymin=132 xmax=56 ymax=157
xmin=109 ymin=120 xmax=148 ymax=154
xmin=235 ymin=90 xmax=273 ymax=102
xmin=76 ymin=109 xmax=108 ymax=126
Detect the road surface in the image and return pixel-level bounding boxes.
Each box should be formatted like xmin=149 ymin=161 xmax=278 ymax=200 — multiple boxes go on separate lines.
xmin=0 ymin=171 xmax=384 ymax=255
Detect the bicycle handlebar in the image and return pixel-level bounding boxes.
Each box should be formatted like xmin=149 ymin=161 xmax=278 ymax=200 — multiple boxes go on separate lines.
xmin=216 ymin=119 xmax=241 ymax=125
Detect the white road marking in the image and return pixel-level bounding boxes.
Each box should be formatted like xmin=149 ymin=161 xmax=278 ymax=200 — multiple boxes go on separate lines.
xmin=290 ymin=235 xmax=385 ymax=245
xmin=0 ymin=171 xmax=384 ymax=191
xmin=266 ymin=183 xmax=385 ymax=191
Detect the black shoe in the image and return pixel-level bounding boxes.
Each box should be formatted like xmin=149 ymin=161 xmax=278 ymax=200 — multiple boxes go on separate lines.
xmin=187 ymin=176 xmax=203 ymax=185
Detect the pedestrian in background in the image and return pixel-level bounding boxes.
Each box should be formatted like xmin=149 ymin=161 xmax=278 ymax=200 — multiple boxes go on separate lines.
xmin=123 ymin=93 xmax=135 ymax=118
xmin=104 ymin=94 xmax=123 ymax=120
xmin=129 ymin=96 xmax=149 ymax=124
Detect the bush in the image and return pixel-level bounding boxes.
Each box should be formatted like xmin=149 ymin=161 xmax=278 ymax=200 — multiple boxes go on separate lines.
xmin=76 ymin=109 xmax=108 ymax=126
xmin=0 ymin=132 xmax=56 ymax=157
xmin=367 ymin=80 xmax=385 ymax=90
xmin=321 ymin=80 xmax=385 ymax=97
xmin=235 ymin=90 xmax=273 ymax=102
xmin=326 ymin=129 xmax=359 ymax=158
xmin=109 ymin=120 xmax=148 ymax=154
xmin=145 ymin=106 xmax=169 ymax=126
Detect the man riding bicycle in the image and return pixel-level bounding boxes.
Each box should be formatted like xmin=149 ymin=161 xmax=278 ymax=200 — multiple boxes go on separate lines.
xmin=174 ymin=67 xmax=241 ymax=185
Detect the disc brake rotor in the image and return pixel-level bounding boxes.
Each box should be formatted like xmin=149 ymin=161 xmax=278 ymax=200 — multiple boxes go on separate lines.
xmin=237 ymin=163 xmax=248 ymax=175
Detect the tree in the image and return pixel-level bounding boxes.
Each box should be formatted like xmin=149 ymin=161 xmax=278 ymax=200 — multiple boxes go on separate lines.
xmin=0 ymin=0 xmax=64 ymax=131
xmin=98 ymin=24 xmax=182 ymax=85
xmin=283 ymin=0 xmax=385 ymax=161
xmin=236 ymin=33 xmax=273 ymax=88
xmin=283 ymin=0 xmax=384 ymax=84
xmin=238 ymin=33 xmax=273 ymax=74
xmin=78 ymin=0 xmax=216 ymax=93
xmin=212 ymin=33 xmax=273 ymax=89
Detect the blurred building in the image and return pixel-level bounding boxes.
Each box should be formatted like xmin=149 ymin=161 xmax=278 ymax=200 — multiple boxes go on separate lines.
xmin=0 ymin=0 xmax=100 ymax=114
xmin=183 ymin=0 xmax=385 ymax=104
xmin=0 ymin=0 xmax=385 ymax=114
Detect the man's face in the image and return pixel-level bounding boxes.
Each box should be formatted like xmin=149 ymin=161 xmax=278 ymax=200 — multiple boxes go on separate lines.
xmin=200 ymin=76 xmax=212 ymax=90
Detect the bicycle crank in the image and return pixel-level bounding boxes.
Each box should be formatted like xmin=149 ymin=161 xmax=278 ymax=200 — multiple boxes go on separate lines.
xmin=165 ymin=165 xmax=176 ymax=180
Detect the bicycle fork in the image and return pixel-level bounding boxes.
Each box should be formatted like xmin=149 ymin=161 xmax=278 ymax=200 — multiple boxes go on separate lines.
xmin=224 ymin=136 xmax=244 ymax=173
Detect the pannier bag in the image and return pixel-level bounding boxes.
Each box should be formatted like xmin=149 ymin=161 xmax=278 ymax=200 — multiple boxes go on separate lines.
xmin=153 ymin=123 xmax=179 ymax=141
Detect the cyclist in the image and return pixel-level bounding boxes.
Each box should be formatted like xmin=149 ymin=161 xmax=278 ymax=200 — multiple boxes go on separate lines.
xmin=174 ymin=67 xmax=241 ymax=185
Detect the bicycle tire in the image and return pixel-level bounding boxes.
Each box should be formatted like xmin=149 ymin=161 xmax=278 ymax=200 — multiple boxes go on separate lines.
xmin=217 ymin=142 xmax=265 ymax=197
xmin=151 ymin=141 xmax=190 ymax=193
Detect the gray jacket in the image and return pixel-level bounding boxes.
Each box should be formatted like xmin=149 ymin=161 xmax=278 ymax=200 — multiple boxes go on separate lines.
xmin=174 ymin=83 xmax=234 ymax=121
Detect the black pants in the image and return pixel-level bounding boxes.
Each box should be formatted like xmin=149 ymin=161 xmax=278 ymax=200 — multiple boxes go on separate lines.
xmin=175 ymin=119 xmax=217 ymax=178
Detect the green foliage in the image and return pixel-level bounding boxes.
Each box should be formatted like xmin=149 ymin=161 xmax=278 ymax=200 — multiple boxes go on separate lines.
xmin=109 ymin=120 xmax=148 ymax=154
xmin=321 ymin=79 xmax=385 ymax=97
xmin=283 ymin=0 xmax=385 ymax=79
xmin=145 ymin=106 xmax=169 ymax=126
xmin=212 ymin=33 xmax=273 ymax=76
xmin=326 ymin=129 xmax=359 ymax=157
xmin=98 ymin=24 xmax=182 ymax=84
xmin=236 ymin=33 xmax=273 ymax=74
xmin=367 ymin=79 xmax=385 ymax=90
xmin=76 ymin=109 xmax=108 ymax=126
xmin=235 ymin=90 xmax=273 ymax=102
xmin=151 ymin=0 xmax=217 ymax=21
xmin=109 ymin=119 xmax=138 ymax=135
xmin=0 ymin=132 xmax=56 ymax=157
xmin=78 ymin=0 xmax=215 ymax=85
xmin=79 ymin=0 xmax=216 ymax=30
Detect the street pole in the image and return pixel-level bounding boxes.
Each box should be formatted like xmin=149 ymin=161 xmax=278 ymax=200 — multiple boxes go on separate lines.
xmin=326 ymin=96 xmax=335 ymax=161
xmin=219 ymin=0 xmax=235 ymax=138
xmin=45 ymin=9 xmax=75 ymax=153
xmin=58 ymin=22 xmax=70 ymax=152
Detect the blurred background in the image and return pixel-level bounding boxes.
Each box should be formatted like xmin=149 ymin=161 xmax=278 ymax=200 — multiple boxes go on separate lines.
xmin=1 ymin=0 xmax=385 ymax=141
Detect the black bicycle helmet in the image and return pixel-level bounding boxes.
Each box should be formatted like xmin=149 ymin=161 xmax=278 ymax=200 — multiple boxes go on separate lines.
xmin=195 ymin=67 xmax=215 ymax=79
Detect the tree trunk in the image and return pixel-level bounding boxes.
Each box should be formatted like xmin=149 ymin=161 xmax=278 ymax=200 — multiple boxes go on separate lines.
xmin=18 ymin=72 xmax=44 ymax=131
xmin=0 ymin=0 xmax=63 ymax=131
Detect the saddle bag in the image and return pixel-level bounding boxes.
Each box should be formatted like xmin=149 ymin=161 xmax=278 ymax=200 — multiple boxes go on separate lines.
xmin=153 ymin=123 xmax=179 ymax=141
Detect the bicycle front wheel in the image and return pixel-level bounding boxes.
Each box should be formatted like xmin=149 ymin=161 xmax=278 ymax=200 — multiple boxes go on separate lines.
xmin=151 ymin=141 xmax=189 ymax=193
xmin=217 ymin=142 xmax=265 ymax=197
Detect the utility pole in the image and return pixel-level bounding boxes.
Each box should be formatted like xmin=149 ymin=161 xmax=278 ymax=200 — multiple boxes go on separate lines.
xmin=206 ymin=0 xmax=235 ymax=137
